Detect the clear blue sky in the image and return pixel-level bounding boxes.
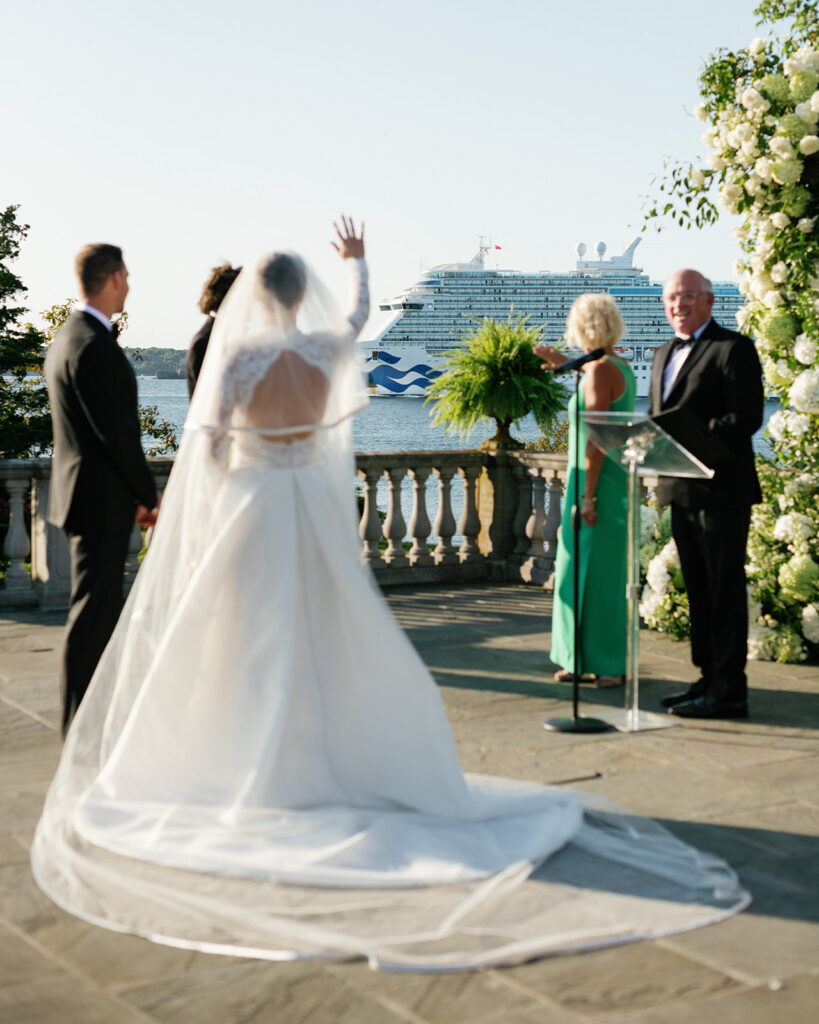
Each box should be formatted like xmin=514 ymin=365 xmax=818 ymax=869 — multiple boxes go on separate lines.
xmin=4 ymin=0 xmax=762 ymax=350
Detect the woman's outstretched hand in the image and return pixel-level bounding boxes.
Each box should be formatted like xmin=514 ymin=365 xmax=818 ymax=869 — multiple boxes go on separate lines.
xmin=532 ymin=344 xmax=567 ymax=370
xmin=331 ymin=215 xmax=365 ymax=259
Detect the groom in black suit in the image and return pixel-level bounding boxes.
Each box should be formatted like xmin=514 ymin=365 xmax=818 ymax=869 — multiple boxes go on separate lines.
xmin=45 ymin=244 xmax=158 ymax=736
xmin=649 ymin=269 xmax=763 ymax=719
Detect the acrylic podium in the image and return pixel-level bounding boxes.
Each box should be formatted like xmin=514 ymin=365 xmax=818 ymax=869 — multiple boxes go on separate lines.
xmin=580 ymin=411 xmax=714 ymax=733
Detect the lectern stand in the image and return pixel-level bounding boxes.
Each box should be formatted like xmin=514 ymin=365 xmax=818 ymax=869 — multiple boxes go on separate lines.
xmin=580 ymin=412 xmax=714 ymax=733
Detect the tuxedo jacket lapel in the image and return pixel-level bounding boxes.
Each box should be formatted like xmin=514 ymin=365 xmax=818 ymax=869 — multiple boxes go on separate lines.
xmin=663 ymin=320 xmax=718 ymax=407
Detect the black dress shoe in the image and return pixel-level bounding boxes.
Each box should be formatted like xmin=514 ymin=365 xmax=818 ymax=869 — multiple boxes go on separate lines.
xmin=668 ymin=695 xmax=748 ymax=719
xmin=661 ymin=689 xmax=701 ymax=708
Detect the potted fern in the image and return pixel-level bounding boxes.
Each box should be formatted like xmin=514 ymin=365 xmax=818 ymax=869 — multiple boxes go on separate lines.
xmin=425 ymin=312 xmax=568 ymax=451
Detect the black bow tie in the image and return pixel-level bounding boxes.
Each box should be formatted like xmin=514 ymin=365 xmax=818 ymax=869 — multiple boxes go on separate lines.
xmin=670 ymin=334 xmax=692 ymax=351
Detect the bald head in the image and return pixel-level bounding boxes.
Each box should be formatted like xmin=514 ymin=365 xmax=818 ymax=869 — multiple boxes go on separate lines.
xmin=663 ymin=268 xmax=714 ymax=338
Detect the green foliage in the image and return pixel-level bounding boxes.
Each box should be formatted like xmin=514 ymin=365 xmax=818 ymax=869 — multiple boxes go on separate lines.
xmin=523 ymin=417 xmax=569 ymax=452
xmin=123 ymin=347 xmax=185 ymax=376
xmin=0 ymin=206 xmax=51 ymax=458
xmin=424 ymin=313 xmax=569 ymax=446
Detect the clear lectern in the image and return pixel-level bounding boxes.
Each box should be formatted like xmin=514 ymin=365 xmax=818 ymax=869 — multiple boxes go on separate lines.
xmin=580 ymin=412 xmax=714 ymax=732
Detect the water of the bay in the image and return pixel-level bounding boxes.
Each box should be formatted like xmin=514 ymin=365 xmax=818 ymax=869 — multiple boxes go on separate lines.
xmin=138 ymin=377 xmax=778 ymax=456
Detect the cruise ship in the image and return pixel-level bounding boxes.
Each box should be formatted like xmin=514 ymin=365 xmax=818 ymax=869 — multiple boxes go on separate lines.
xmin=361 ymin=238 xmax=744 ymax=399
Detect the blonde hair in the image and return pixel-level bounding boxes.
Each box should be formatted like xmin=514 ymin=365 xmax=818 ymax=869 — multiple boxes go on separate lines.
xmin=565 ymin=293 xmax=623 ymax=351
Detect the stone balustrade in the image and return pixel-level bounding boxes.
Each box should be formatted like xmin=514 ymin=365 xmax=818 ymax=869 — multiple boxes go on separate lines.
xmin=0 ymin=452 xmax=657 ymax=609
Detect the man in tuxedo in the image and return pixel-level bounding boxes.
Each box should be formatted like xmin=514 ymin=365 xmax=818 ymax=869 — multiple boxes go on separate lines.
xmin=185 ymin=263 xmax=241 ymax=398
xmin=46 ymin=244 xmax=159 ymax=736
xmin=649 ymin=268 xmax=763 ymax=719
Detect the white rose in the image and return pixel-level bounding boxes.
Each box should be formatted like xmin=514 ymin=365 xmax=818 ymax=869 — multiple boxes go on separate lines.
xmin=720 ymin=183 xmax=743 ymax=205
xmin=763 ymin=289 xmax=784 ymax=310
xmin=702 ymin=126 xmax=719 ymax=148
xmin=767 ymin=410 xmax=788 ymax=441
xmin=811 ymin=90 xmax=819 ymax=113
xmin=799 ymin=135 xmax=819 ymax=155
xmin=750 ymin=271 xmax=774 ymax=299
xmin=749 ymin=37 xmax=766 ymax=54
xmin=736 ymin=305 xmax=751 ymax=328
xmin=694 ymin=102 xmax=708 ymax=122
xmin=690 ymin=168 xmax=706 ymax=187
xmin=755 ymin=156 xmax=773 ymax=179
xmin=802 ymin=604 xmax=819 ymax=644
xmin=770 ymin=211 xmax=791 ymax=229
xmin=794 ymin=334 xmax=818 ymax=364
xmin=708 ymin=153 xmax=727 ymax=171
xmin=770 ymin=261 xmax=789 ymax=284
xmin=798 ymin=217 xmax=816 ymax=232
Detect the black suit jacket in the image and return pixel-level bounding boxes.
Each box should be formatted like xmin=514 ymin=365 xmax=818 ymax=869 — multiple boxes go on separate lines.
xmin=185 ymin=317 xmax=214 ymax=399
xmin=45 ymin=311 xmax=157 ymax=531
xmin=648 ymin=318 xmax=763 ymax=509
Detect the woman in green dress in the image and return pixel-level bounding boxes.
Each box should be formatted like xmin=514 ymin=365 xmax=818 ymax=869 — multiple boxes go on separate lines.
xmin=534 ymin=294 xmax=636 ymax=687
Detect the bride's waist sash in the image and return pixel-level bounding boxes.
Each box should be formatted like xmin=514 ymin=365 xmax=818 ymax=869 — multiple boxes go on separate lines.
xmin=229 ymin=434 xmax=322 ymax=470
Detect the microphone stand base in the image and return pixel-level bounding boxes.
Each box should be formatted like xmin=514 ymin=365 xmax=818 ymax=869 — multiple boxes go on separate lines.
xmin=543 ymin=715 xmax=613 ymax=734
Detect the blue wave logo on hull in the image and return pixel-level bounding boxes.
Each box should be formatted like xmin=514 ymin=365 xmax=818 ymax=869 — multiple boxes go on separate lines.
xmin=367 ymin=352 xmax=441 ymax=394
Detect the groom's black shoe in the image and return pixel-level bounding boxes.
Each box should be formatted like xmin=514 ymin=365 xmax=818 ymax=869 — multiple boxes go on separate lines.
xmin=668 ymin=695 xmax=748 ymax=720
xmin=661 ymin=681 xmax=707 ymax=708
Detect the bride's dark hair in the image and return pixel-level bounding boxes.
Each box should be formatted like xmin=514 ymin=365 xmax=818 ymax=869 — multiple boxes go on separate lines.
xmin=258 ymin=253 xmax=307 ymax=309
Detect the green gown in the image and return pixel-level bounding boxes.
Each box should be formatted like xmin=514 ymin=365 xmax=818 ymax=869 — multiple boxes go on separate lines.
xmin=550 ymin=358 xmax=636 ymax=676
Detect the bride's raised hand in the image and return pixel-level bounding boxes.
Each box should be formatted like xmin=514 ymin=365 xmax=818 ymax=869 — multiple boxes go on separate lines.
xmin=331 ymin=215 xmax=365 ymax=259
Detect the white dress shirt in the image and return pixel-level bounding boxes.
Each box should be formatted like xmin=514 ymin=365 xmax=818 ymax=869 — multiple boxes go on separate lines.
xmin=662 ymin=318 xmax=710 ymax=403
xmin=76 ymin=302 xmax=114 ymax=333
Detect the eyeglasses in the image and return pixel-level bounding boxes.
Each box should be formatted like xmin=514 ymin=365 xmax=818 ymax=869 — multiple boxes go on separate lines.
xmin=664 ymin=291 xmax=706 ymax=302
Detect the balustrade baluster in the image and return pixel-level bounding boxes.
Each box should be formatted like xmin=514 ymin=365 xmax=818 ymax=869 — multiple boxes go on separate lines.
xmin=511 ymin=463 xmax=532 ymax=558
xmin=457 ymin=465 xmax=482 ymax=564
xmin=432 ymin=466 xmax=457 ymax=565
xmin=407 ymin=467 xmax=433 ymax=567
xmin=382 ymin=466 xmax=409 ymax=567
xmin=0 ymin=472 xmax=34 ymax=603
xmin=357 ymin=467 xmax=384 ymax=565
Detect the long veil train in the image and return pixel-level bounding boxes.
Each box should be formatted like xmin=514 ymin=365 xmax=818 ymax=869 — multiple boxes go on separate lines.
xmin=31 ymin=248 xmax=749 ymax=971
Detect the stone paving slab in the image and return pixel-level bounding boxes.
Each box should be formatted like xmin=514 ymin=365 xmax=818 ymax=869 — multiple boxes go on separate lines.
xmin=0 ymin=582 xmax=817 ymax=1024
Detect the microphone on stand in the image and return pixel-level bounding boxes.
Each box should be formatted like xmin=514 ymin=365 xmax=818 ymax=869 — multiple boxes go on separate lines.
xmin=550 ymin=348 xmax=606 ymax=375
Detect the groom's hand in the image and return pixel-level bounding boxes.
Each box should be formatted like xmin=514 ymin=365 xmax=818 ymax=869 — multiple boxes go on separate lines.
xmin=135 ymin=504 xmax=158 ymax=528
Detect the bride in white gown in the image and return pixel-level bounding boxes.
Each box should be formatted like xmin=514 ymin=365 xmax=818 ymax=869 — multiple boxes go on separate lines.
xmin=32 ymin=218 xmax=749 ymax=970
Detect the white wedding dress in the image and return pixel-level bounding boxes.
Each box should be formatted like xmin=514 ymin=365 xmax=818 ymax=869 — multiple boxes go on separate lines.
xmin=32 ymin=254 xmax=749 ymax=971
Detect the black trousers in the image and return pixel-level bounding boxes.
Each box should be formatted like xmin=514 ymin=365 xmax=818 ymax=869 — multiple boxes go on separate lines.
xmin=671 ymin=504 xmax=751 ymax=703
xmin=62 ymin=525 xmax=131 ymax=737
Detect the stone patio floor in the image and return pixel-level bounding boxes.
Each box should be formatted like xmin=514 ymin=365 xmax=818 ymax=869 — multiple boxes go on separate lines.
xmin=1 ymin=581 xmax=817 ymax=1024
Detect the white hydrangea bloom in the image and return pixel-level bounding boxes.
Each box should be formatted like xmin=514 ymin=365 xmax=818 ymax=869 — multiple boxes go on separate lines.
xmin=795 ymin=100 xmax=819 ymax=124
xmin=708 ymin=154 xmax=727 ymax=171
xmin=775 ymin=359 xmax=795 ymax=381
xmin=763 ymin=290 xmax=784 ymax=310
xmin=802 ymin=604 xmax=819 ymax=644
xmin=770 ymin=262 xmax=789 ymax=284
xmin=794 ymin=334 xmax=818 ymax=365
xmin=773 ymin=512 xmax=816 ymax=542
xmin=754 ymin=155 xmax=773 ymax=179
xmin=811 ymin=89 xmax=819 ymax=113
xmin=767 ymin=410 xmax=788 ymax=440
xmin=790 ymin=367 xmax=819 ymax=413
xmin=770 ymin=136 xmax=796 ymax=159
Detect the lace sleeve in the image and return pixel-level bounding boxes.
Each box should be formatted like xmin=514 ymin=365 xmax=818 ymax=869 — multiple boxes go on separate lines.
xmin=346 ymin=258 xmax=369 ymax=339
